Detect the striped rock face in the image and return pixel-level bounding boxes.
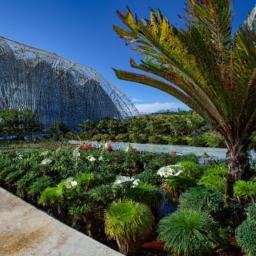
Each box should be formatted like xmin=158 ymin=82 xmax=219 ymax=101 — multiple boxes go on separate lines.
xmin=0 ymin=36 xmax=138 ymax=128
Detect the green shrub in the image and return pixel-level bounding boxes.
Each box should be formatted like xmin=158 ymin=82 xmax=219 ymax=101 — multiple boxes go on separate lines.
xmin=158 ymin=209 xmax=217 ymax=255
xmin=39 ymin=184 xmax=64 ymax=206
xmin=202 ymin=132 xmax=225 ymax=148
xmin=126 ymin=183 xmax=162 ymax=209
xmin=247 ymin=203 xmax=256 ymax=222
xmin=204 ymin=166 xmax=228 ymax=177
xmin=178 ymin=161 xmax=202 ymax=178
xmin=234 ymin=180 xmax=256 ymax=201
xmin=135 ymin=170 xmax=162 ymax=185
xmin=236 ymin=204 xmax=256 ymax=256
xmin=105 ymin=200 xmax=153 ymax=255
xmin=28 ymin=176 xmax=52 ymax=196
xmin=179 ymin=187 xmax=223 ymax=214
xmin=163 ymin=175 xmax=196 ymax=202
xmin=199 ymin=175 xmax=227 ymax=194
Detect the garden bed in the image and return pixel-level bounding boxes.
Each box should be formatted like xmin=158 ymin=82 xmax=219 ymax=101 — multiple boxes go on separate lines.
xmin=0 ymin=144 xmax=253 ymax=255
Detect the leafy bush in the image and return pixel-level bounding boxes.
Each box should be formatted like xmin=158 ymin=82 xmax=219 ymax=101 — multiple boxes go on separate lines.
xmin=234 ymin=180 xmax=256 ymax=201
xmin=126 ymin=183 xmax=162 ymax=210
xmin=158 ymin=209 xmax=217 ymax=255
xmin=202 ymin=132 xmax=225 ymax=147
xmin=163 ymin=175 xmax=196 ymax=202
xmin=105 ymin=200 xmax=153 ymax=255
xmin=236 ymin=204 xmax=256 ymax=256
xmin=39 ymin=184 xmax=64 ymax=206
xmin=179 ymin=187 xmax=223 ymax=214
xmin=199 ymin=175 xmax=227 ymax=194
xmin=204 ymin=166 xmax=228 ymax=177
xmin=177 ymin=161 xmax=202 ymax=178
xmin=135 ymin=169 xmax=162 ymax=185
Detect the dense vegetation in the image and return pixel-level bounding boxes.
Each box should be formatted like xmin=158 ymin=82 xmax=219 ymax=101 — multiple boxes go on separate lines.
xmin=1 ymin=145 xmax=256 ymax=255
xmin=0 ymin=109 xmax=227 ymax=148
xmin=77 ymin=111 xmax=225 ymax=148
xmin=0 ymin=109 xmax=42 ymax=139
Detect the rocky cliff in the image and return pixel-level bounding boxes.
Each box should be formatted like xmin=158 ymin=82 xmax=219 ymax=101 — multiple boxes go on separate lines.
xmin=0 ymin=36 xmax=138 ymax=128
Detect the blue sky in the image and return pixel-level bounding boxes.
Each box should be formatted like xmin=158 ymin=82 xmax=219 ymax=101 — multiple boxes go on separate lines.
xmin=0 ymin=0 xmax=255 ymax=113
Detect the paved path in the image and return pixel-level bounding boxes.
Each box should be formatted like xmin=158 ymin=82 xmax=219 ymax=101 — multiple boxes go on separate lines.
xmin=0 ymin=188 xmax=122 ymax=256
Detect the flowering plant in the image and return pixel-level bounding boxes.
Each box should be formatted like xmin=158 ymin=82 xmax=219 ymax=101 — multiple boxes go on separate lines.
xmin=113 ymin=175 xmax=140 ymax=188
xmin=40 ymin=158 xmax=52 ymax=165
xmin=64 ymin=177 xmax=78 ymax=189
xmin=87 ymin=155 xmax=96 ymax=162
xmin=169 ymin=150 xmax=177 ymax=155
xmin=157 ymin=165 xmax=183 ymax=178
xmin=79 ymin=144 xmax=95 ymax=150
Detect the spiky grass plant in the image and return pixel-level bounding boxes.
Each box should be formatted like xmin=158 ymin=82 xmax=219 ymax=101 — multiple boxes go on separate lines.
xmin=105 ymin=200 xmax=153 ymax=255
xmin=158 ymin=209 xmax=217 ymax=255
xmin=113 ymin=0 xmax=256 ymax=185
xmin=236 ymin=204 xmax=256 ymax=256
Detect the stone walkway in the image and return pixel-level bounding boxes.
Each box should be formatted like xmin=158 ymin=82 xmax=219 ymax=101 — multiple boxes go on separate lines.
xmin=0 ymin=187 xmax=122 ymax=256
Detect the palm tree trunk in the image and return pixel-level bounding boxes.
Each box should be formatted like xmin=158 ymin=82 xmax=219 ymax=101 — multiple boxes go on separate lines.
xmin=226 ymin=140 xmax=251 ymax=194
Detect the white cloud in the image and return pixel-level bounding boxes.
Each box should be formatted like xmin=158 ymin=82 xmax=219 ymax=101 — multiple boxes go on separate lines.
xmin=135 ymin=102 xmax=189 ymax=114
xmin=132 ymin=98 xmax=143 ymax=103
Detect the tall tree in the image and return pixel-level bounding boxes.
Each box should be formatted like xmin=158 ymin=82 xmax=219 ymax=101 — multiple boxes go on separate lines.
xmin=113 ymin=1 xmax=256 ymax=186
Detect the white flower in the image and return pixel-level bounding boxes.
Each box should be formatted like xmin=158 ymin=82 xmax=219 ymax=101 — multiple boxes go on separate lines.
xmin=157 ymin=165 xmax=183 ymax=178
xmin=113 ymin=176 xmax=140 ymax=188
xmin=87 ymin=155 xmax=96 ymax=162
xmin=17 ymin=153 xmax=23 ymax=160
xmin=72 ymin=147 xmax=80 ymax=159
xmin=114 ymin=175 xmax=135 ymax=185
xmin=64 ymin=178 xmax=78 ymax=189
xmin=40 ymin=150 xmax=49 ymax=156
xmin=131 ymin=179 xmax=140 ymax=188
xmin=98 ymin=156 xmax=104 ymax=161
xmin=41 ymin=158 xmax=52 ymax=165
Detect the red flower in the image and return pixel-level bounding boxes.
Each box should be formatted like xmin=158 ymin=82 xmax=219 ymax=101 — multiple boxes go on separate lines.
xmin=169 ymin=150 xmax=177 ymax=155
xmin=79 ymin=144 xmax=95 ymax=150
xmin=106 ymin=145 xmax=113 ymax=152
xmin=131 ymin=147 xmax=138 ymax=154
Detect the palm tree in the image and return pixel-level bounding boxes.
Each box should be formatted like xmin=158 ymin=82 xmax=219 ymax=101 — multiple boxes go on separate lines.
xmin=113 ymin=0 xmax=256 ymax=186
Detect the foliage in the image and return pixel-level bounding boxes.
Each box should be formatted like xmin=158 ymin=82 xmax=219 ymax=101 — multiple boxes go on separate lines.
xmin=158 ymin=209 xmax=217 ymax=255
xmin=177 ymin=160 xmax=202 ymax=178
xmin=105 ymin=200 xmax=153 ymax=255
xmin=179 ymin=187 xmax=223 ymax=214
xmin=126 ymin=183 xmax=162 ymax=210
xmin=234 ymin=180 xmax=256 ymax=201
xmin=199 ymin=174 xmax=226 ymax=192
xmin=236 ymin=203 xmax=256 ymax=256
xmin=0 ymin=109 xmax=42 ymax=138
xmin=163 ymin=175 xmax=196 ymax=202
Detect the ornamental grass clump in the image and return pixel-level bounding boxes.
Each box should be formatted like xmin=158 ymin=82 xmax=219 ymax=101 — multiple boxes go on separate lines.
xmin=105 ymin=200 xmax=153 ymax=255
xmin=236 ymin=204 xmax=256 ymax=256
xmin=158 ymin=209 xmax=218 ymax=255
xmin=179 ymin=187 xmax=223 ymax=214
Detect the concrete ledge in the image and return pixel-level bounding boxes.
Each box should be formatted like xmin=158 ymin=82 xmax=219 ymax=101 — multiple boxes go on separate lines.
xmin=0 ymin=187 xmax=123 ymax=256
